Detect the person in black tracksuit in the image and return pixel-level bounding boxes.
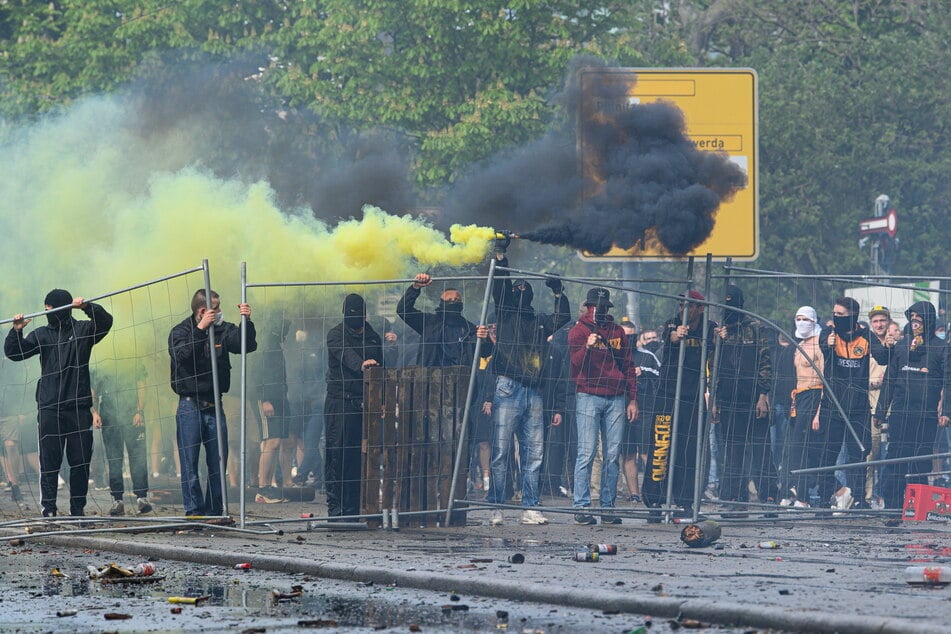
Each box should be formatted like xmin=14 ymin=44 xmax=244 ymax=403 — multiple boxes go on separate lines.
xmin=4 ymin=289 xmax=113 ymax=517
xmin=874 ymin=301 xmax=948 ymax=508
xmin=325 ymin=294 xmax=383 ymax=519
xmin=643 ymin=291 xmax=716 ymax=517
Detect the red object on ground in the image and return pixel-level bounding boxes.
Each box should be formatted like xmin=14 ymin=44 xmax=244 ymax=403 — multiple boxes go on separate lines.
xmin=903 ymin=484 xmax=951 ymax=522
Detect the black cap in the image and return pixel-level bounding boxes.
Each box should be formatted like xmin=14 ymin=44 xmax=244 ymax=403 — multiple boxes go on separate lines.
xmin=342 ymin=293 xmax=366 ymax=317
xmin=584 ymin=287 xmax=613 ymax=308
xmin=44 ymin=289 xmax=73 ymax=308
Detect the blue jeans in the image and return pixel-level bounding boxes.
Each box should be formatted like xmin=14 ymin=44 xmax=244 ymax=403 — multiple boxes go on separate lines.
xmin=487 ymin=376 xmax=544 ymax=508
xmin=176 ymin=398 xmax=228 ymax=516
xmin=573 ymin=392 xmax=626 ymax=509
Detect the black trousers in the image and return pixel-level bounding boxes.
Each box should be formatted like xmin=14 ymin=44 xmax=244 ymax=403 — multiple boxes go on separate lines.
xmin=324 ymin=396 xmax=363 ymax=517
xmin=643 ymin=388 xmax=702 ymax=510
xmin=39 ymin=405 xmax=94 ymax=516
xmin=101 ymin=414 xmax=149 ymax=500
xmin=718 ymin=405 xmax=777 ymax=503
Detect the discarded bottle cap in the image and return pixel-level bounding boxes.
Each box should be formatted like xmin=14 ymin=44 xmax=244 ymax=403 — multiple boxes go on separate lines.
xmin=234 ymin=562 xmax=252 ymax=570
xmin=758 ymin=541 xmax=781 ymax=549
xmin=588 ymin=543 xmax=617 ymax=555
xmin=507 ymin=553 xmax=525 ymax=564
xmin=574 ymin=551 xmax=599 ymax=562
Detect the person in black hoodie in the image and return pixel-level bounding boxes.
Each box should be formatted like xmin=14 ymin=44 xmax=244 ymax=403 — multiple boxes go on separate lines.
xmin=5 ymin=289 xmax=113 ymax=517
xmin=485 ymin=251 xmax=570 ymax=526
xmin=324 ymin=293 xmax=383 ymax=519
xmin=396 ymin=273 xmax=490 ymax=367
xmin=874 ymin=301 xmax=947 ymax=508
xmin=169 ymin=289 xmax=256 ymax=516
xmin=711 ymin=285 xmax=773 ymax=512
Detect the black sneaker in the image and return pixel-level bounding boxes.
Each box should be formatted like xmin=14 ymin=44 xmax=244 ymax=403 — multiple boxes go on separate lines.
xmin=573 ymin=513 xmax=597 ymax=525
xmin=601 ymin=515 xmax=622 ymax=525
xmin=42 ymin=508 xmax=57 ymax=518
xmin=646 ymin=509 xmax=663 ymax=524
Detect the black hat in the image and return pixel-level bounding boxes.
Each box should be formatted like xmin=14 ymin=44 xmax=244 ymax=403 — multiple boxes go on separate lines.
xmin=44 ymin=289 xmax=73 ymax=308
xmin=584 ymin=287 xmax=613 ymax=308
xmin=342 ymin=293 xmax=366 ymax=317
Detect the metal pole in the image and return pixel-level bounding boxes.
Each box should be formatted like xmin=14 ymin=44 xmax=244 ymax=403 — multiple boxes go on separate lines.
xmin=203 ymin=259 xmax=229 ymax=517
xmin=239 ymin=262 xmax=248 ymax=528
xmin=664 ymin=257 xmax=694 ymax=519
xmin=445 ymin=258 xmax=497 ymax=525
xmin=691 ymin=255 xmax=715 ymax=520
xmin=792 ymin=451 xmax=951 ymax=474
xmin=622 ymin=261 xmax=640 ymax=325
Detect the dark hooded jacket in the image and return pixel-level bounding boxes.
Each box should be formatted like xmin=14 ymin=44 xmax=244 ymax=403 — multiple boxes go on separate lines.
xmin=169 ymin=312 xmax=257 ymax=402
xmin=396 ymin=284 xmax=492 ymax=367
xmin=714 ymin=285 xmax=772 ymax=408
xmin=5 ymin=302 xmax=113 ymax=410
xmin=875 ymin=301 xmax=948 ymax=422
xmin=490 ymin=256 xmax=570 ymax=387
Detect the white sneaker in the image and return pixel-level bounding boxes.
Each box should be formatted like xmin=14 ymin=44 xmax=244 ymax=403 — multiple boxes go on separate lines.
xmin=779 ymin=498 xmax=794 ymax=507
xmin=870 ymin=496 xmax=885 ymax=510
xmin=520 ymin=509 xmax=549 ymax=525
xmin=136 ymin=497 xmax=153 ymax=514
xmin=793 ymin=500 xmax=810 ymax=508
xmin=832 ymin=487 xmax=854 ymax=516
xmin=489 ymin=510 xmax=504 ymax=526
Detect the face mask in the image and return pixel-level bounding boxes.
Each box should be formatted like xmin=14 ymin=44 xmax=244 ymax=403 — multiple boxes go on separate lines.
xmin=438 ymin=300 xmax=464 ymax=314
xmin=594 ymin=306 xmax=610 ymax=326
xmin=213 ymin=311 xmax=224 ymax=326
xmin=46 ymin=310 xmax=69 ymax=328
xmin=832 ymin=314 xmax=856 ymax=335
xmin=938 ymin=332 xmax=947 ymax=340
xmin=795 ymin=320 xmax=815 ymax=339
xmin=344 ymin=315 xmax=364 ymax=331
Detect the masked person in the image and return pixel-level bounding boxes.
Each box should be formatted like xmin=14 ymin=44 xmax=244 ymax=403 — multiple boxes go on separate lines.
xmin=875 ymin=302 xmax=948 ymax=508
xmin=325 ymin=294 xmax=383 ymax=519
xmin=169 ymin=290 xmax=256 ymax=517
xmin=816 ymin=297 xmax=887 ymax=513
xmin=643 ymin=290 xmax=716 ymax=520
xmin=397 ymin=273 xmax=490 ymax=367
xmin=711 ymin=285 xmax=773 ymax=516
xmin=618 ymin=318 xmax=660 ymax=506
xmin=4 ymin=289 xmax=113 ymax=517
xmin=567 ymin=288 xmax=638 ymax=525
xmin=781 ymin=306 xmax=824 ymax=507
xmin=486 ymin=248 xmax=570 ymax=526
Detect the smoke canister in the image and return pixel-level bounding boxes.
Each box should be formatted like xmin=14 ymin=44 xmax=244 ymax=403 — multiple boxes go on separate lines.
xmin=679 ymin=520 xmax=722 ymax=548
xmin=904 ymin=566 xmax=951 ymax=585
xmin=133 ymin=563 xmax=155 ymax=576
xmin=574 ymin=551 xmax=600 ymax=562
xmin=588 ymin=544 xmax=617 ymax=555
xmin=758 ymin=541 xmax=781 ymax=549
xmin=234 ymin=562 xmax=252 ymax=570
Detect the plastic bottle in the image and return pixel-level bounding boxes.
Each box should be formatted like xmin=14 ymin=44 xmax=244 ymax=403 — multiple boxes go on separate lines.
xmin=574 ymin=551 xmax=599 ymax=562
xmin=588 ymin=544 xmax=617 ymax=555
xmin=133 ymin=563 xmax=155 ymax=576
xmin=904 ymin=566 xmax=951 ymax=585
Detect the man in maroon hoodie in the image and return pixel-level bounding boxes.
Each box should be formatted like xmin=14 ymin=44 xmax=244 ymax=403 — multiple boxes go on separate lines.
xmin=568 ymin=287 xmax=639 ymax=525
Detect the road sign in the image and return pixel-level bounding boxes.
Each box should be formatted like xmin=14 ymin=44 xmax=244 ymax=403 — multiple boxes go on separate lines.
xmin=859 ymin=207 xmax=898 ymax=238
xmin=578 ymin=68 xmax=758 ymax=260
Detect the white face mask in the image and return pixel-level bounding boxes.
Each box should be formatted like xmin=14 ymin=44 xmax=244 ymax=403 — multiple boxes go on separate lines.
xmin=213 ymin=311 xmax=224 ymax=326
xmin=795 ymin=318 xmax=816 ymax=339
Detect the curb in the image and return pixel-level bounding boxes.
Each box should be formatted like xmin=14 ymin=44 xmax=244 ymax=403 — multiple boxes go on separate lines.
xmin=24 ymin=532 xmax=951 ymax=634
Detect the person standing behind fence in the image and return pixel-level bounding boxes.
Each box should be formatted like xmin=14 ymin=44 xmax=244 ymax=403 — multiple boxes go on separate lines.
xmin=397 ymin=273 xmax=491 ymax=367
xmin=619 ymin=318 xmax=660 ymax=506
xmin=568 ymin=288 xmax=638 ymax=526
xmin=250 ymin=322 xmax=292 ymax=501
xmin=643 ymin=291 xmax=716 ymax=520
xmin=4 ymin=289 xmax=113 ymax=517
xmin=486 ymin=246 xmax=570 ymax=526
xmin=866 ymin=305 xmax=894 ymax=508
xmin=325 ymin=294 xmax=383 ymax=520
xmin=169 ymin=290 xmax=256 ymax=517
xmin=91 ymin=363 xmax=152 ymax=515
xmin=711 ymin=285 xmax=773 ymax=514
xmin=875 ymin=302 xmax=947 ymax=508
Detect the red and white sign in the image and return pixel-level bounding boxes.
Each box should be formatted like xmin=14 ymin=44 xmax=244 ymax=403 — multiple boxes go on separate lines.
xmin=859 ymin=207 xmax=897 ymax=238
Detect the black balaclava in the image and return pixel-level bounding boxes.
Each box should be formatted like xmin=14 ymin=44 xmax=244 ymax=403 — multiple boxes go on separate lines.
xmin=511 ymin=280 xmax=534 ymax=312
xmin=436 ymin=299 xmax=465 ymax=316
xmin=593 ymin=304 xmax=610 ymax=327
xmin=44 ymin=289 xmax=73 ymax=328
xmin=343 ymin=293 xmax=366 ymax=331
xmin=833 ymin=312 xmax=859 ymax=337
xmin=723 ymin=284 xmax=744 ymax=325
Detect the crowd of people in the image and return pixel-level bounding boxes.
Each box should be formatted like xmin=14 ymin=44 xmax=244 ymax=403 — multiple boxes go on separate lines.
xmin=2 ymin=256 xmax=950 ymax=524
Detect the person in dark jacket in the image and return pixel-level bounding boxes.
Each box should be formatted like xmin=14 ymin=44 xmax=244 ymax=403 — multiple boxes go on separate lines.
xmin=4 ymin=289 xmax=113 ymax=517
xmin=712 ymin=285 xmax=774 ymax=512
xmin=250 ymin=321 xmax=292 ymax=501
xmin=875 ymin=301 xmax=947 ymax=508
xmin=325 ymin=293 xmax=383 ymax=519
xmin=619 ymin=318 xmax=661 ymax=505
xmin=397 ymin=273 xmax=491 ymax=367
xmin=168 ymin=289 xmax=256 ymax=516
xmin=486 ymin=252 xmax=570 ymax=526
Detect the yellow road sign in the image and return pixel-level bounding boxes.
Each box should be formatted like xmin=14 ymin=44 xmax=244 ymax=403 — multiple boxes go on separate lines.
xmin=578 ymin=68 xmax=758 ymax=260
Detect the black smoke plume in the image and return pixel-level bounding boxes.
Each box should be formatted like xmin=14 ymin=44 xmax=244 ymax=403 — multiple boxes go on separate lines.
xmin=442 ymin=58 xmax=747 ymax=255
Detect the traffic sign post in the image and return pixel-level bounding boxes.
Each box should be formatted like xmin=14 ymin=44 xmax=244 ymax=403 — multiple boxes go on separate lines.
xmin=578 ymin=68 xmax=758 ymax=260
